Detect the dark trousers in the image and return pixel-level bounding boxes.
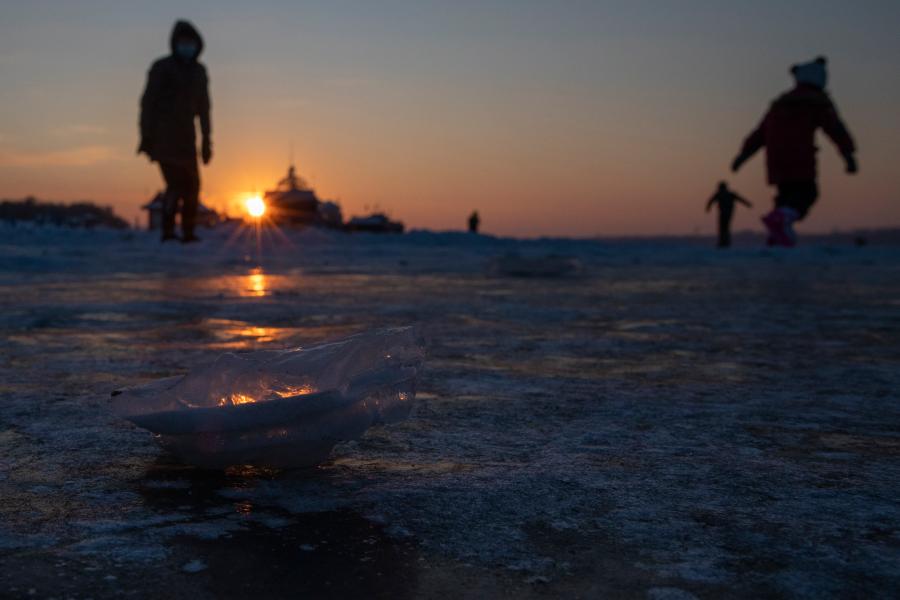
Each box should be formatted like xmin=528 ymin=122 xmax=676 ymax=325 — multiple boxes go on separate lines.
xmin=159 ymin=161 xmax=200 ymax=237
xmin=717 ymin=207 xmax=733 ymax=248
xmin=775 ymin=181 xmax=818 ymax=220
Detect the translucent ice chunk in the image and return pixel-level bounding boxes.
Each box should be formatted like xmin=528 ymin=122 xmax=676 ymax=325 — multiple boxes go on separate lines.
xmin=111 ymin=327 xmax=423 ymax=469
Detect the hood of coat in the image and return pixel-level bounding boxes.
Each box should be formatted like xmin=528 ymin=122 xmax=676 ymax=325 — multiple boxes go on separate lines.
xmin=169 ymin=20 xmax=204 ymax=60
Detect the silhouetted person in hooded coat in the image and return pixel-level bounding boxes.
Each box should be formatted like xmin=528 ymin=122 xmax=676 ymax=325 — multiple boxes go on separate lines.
xmin=468 ymin=211 xmax=480 ymax=234
xmin=731 ymin=56 xmax=856 ymax=247
xmin=139 ymin=20 xmax=211 ymax=243
xmin=706 ymin=182 xmax=751 ymax=248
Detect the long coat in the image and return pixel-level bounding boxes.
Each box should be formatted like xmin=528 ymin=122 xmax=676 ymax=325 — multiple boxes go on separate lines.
xmin=139 ymin=21 xmax=211 ymax=165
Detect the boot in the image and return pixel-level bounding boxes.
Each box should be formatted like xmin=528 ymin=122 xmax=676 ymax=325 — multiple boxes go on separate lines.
xmin=761 ymin=208 xmax=798 ymax=247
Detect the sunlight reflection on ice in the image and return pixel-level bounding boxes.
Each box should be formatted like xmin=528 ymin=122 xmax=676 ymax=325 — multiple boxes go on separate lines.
xmin=244 ymin=267 xmax=268 ymax=298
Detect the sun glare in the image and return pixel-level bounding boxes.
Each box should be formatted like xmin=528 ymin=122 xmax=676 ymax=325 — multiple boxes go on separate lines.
xmin=245 ymin=195 xmax=266 ymax=218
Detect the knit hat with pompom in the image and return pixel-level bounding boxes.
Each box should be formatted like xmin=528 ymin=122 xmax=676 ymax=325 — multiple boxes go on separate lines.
xmin=791 ymin=56 xmax=827 ymax=89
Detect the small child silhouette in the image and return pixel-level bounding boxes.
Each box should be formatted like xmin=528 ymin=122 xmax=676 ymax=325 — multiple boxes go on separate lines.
xmin=706 ymin=182 xmax=751 ymax=248
xmin=731 ymin=56 xmax=857 ymax=247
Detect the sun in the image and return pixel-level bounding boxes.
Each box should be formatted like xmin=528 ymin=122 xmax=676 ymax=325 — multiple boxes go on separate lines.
xmin=245 ymin=195 xmax=266 ymax=218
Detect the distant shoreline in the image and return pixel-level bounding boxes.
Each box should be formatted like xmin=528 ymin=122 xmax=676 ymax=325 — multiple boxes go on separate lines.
xmin=3 ymin=197 xmax=898 ymax=244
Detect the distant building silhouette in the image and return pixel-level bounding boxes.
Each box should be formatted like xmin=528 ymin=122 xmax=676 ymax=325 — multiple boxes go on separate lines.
xmin=0 ymin=196 xmax=128 ymax=229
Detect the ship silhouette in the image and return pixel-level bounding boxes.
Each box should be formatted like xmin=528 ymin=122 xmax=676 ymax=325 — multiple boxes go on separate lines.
xmin=264 ymin=164 xmax=342 ymax=228
xmin=264 ymin=164 xmax=404 ymax=233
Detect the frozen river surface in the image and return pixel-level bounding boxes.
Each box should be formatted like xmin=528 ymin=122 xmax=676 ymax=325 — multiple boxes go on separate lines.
xmin=1 ymin=226 xmax=899 ymax=599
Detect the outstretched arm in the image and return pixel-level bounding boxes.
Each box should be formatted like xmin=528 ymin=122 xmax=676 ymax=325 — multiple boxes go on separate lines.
xmin=734 ymin=193 xmax=752 ymax=207
xmin=731 ymin=113 xmax=768 ymax=172
xmin=706 ymin=195 xmax=716 ymax=213
xmin=138 ymin=63 xmax=163 ymax=157
xmin=819 ymin=99 xmax=856 ymax=173
xmin=198 ymin=65 xmax=212 ymax=164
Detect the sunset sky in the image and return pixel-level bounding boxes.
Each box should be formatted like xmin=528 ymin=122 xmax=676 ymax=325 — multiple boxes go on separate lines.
xmin=1 ymin=1 xmax=898 ymax=237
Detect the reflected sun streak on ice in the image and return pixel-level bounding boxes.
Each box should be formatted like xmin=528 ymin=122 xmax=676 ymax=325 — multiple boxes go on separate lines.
xmin=220 ymin=393 xmax=257 ymax=406
xmin=273 ymin=385 xmax=317 ymax=398
xmin=236 ymin=326 xmax=276 ymax=343
xmin=245 ymin=268 xmax=267 ymax=298
xmin=216 ymin=385 xmax=317 ymax=407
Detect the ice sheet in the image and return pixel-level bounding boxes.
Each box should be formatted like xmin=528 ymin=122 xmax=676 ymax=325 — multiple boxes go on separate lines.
xmin=488 ymin=252 xmax=584 ymax=277
xmin=2 ymin=224 xmax=899 ymax=595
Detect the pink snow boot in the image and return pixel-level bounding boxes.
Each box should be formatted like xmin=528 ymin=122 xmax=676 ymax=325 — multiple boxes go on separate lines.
xmin=762 ymin=207 xmax=799 ymax=247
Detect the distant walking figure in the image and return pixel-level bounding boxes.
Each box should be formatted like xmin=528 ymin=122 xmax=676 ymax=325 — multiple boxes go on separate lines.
xmin=138 ymin=20 xmax=212 ymax=243
xmin=731 ymin=56 xmax=856 ymax=247
xmin=706 ymin=182 xmax=751 ymax=248
xmin=468 ymin=211 xmax=480 ymax=234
